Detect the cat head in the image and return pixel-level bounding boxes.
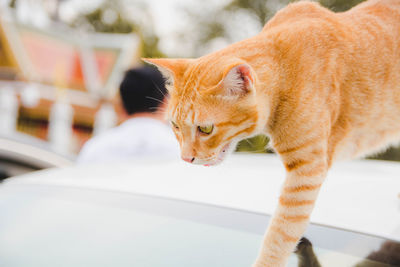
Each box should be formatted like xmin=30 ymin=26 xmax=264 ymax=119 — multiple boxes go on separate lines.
xmin=143 ymin=57 xmax=263 ymax=166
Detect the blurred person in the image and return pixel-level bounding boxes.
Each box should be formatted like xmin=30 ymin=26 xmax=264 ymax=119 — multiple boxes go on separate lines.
xmin=77 ymin=66 xmax=179 ymax=164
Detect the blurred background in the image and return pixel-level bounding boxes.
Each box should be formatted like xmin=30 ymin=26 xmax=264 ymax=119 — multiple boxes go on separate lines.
xmin=0 ymin=0 xmax=399 ymax=178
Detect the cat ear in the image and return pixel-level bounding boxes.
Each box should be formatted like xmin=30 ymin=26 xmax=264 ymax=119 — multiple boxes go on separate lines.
xmin=221 ymin=64 xmax=254 ymax=96
xmin=142 ymin=58 xmax=190 ymax=87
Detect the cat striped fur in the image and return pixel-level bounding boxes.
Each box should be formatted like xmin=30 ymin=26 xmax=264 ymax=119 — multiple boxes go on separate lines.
xmin=144 ymin=0 xmax=400 ymax=266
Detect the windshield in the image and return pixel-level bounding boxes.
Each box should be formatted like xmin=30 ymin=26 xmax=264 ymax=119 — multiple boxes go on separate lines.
xmin=0 ymin=184 xmax=398 ymax=267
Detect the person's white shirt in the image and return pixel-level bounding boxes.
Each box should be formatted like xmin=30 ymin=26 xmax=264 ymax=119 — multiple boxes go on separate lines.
xmin=77 ymin=117 xmax=180 ymax=164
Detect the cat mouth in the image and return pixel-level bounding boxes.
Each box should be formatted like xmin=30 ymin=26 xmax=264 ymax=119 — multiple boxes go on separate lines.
xmin=204 ymin=143 xmax=231 ymax=166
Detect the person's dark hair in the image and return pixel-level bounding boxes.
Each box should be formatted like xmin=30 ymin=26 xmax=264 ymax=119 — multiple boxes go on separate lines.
xmin=119 ymin=65 xmax=167 ymax=115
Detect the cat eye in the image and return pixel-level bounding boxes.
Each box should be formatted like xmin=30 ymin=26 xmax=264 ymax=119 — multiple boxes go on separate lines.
xmin=198 ymin=125 xmax=214 ymax=135
xmin=171 ymin=121 xmax=179 ymax=129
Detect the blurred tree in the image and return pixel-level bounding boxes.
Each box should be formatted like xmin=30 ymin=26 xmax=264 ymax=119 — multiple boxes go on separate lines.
xmin=70 ymin=0 xmax=164 ymax=58
xmin=224 ymin=0 xmax=276 ymax=25
xmin=320 ymin=0 xmax=365 ymax=12
xmin=8 ymin=0 xmax=16 ymax=8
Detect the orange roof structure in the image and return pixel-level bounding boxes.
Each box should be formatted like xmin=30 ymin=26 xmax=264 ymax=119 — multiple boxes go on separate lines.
xmin=0 ymin=8 xmax=140 ymax=150
xmin=0 ymin=8 xmax=140 ymax=102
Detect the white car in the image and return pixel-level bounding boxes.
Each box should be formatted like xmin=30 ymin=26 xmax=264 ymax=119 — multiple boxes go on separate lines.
xmin=0 ymin=154 xmax=399 ymax=267
xmin=0 ymin=132 xmax=74 ymax=178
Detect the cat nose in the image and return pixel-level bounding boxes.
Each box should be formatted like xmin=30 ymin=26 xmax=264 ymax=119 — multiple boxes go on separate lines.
xmin=182 ymin=157 xmax=195 ymax=163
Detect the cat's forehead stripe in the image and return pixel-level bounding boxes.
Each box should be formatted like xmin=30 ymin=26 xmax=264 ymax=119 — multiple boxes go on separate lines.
xmin=191 ymin=108 xmax=196 ymax=122
xmin=182 ymin=68 xmax=198 ymax=95
xmin=181 ymin=102 xmax=192 ymax=123
xmin=184 ymin=110 xmax=194 ymax=125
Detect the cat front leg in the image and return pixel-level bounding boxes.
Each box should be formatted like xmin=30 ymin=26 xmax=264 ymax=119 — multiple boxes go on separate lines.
xmin=253 ymin=140 xmax=328 ymax=267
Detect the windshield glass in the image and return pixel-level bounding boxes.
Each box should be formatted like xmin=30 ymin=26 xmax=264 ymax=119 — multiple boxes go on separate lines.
xmin=0 ymin=184 xmax=398 ymax=267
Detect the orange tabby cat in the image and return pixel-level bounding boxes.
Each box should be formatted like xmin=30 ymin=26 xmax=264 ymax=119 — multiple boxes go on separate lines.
xmin=144 ymin=0 xmax=400 ymax=266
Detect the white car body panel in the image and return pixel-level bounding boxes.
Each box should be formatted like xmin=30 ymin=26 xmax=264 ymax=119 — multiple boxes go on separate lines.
xmin=4 ymin=153 xmax=400 ymax=241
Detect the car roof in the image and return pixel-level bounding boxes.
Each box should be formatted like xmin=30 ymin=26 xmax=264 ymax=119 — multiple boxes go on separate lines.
xmin=3 ymin=153 xmax=400 ymax=241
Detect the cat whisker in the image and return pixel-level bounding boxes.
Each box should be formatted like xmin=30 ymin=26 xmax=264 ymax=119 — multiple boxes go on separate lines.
xmin=152 ymin=81 xmax=167 ymax=98
xmin=146 ymin=96 xmax=167 ymax=105
xmin=149 ymin=108 xmax=167 ymax=115
xmin=149 ymin=106 xmax=167 ymax=112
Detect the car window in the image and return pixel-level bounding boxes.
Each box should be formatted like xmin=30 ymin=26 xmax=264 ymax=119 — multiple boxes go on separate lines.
xmin=0 ymin=184 xmax=398 ymax=267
